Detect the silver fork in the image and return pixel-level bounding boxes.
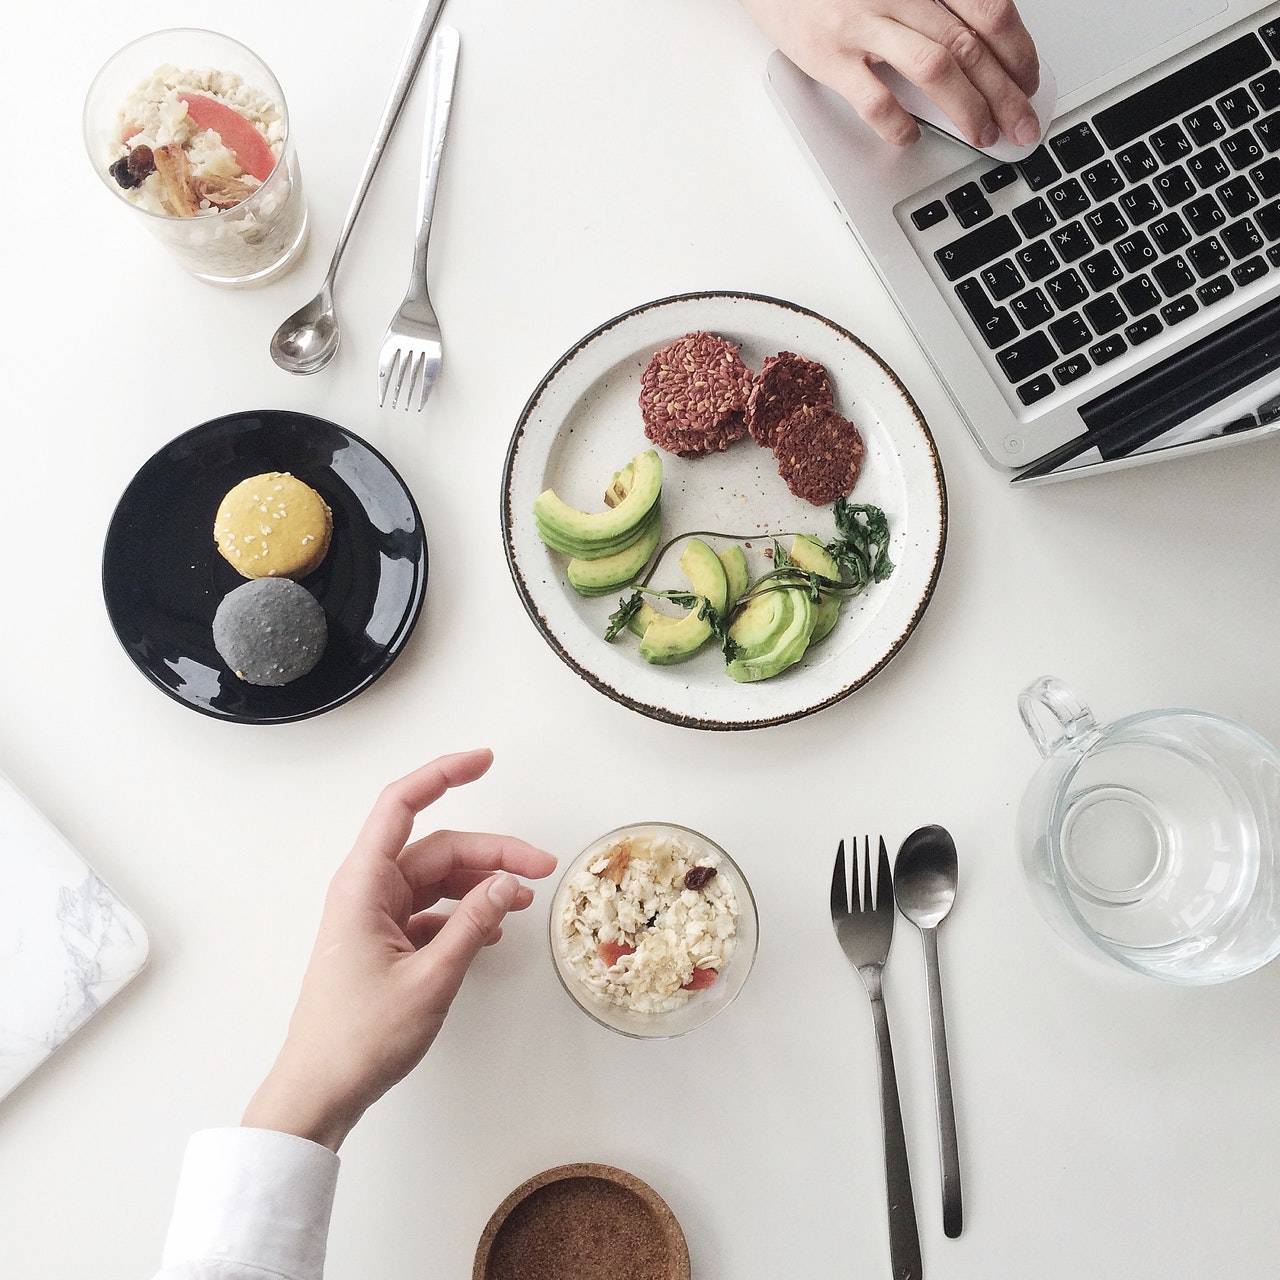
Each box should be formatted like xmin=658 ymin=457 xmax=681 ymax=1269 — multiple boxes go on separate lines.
xmin=831 ymin=836 xmax=922 ymax=1280
xmin=378 ymin=26 xmax=459 ymax=410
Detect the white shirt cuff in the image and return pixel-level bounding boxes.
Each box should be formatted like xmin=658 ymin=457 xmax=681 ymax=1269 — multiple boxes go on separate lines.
xmin=159 ymin=1128 xmax=340 ymax=1280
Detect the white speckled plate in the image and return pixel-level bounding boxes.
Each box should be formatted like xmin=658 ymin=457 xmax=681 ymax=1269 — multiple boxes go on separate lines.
xmin=501 ymin=292 xmax=947 ymax=730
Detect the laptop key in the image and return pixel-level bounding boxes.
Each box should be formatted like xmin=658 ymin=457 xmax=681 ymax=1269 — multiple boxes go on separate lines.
xmin=1118 ymin=273 xmax=1162 ymax=315
xmin=911 ymin=200 xmax=949 ymax=231
xmin=955 ymin=200 xmax=994 ymax=228
xmin=1257 ymin=116 xmax=1280 ymax=154
xmin=1154 ymin=254 xmax=1196 ymax=295
xmin=1049 ymin=220 xmax=1093 ymax=262
xmin=1053 ymin=355 xmax=1091 ymax=385
xmin=1188 ymin=236 xmax=1230 ymax=277
xmin=1218 ymin=89 xmax=1259 ymax=129
xmin=1160 ymin=294 xmax=1199 ymax=325
xmin=1083 ymin=293 xmax=1127 ymax=334
xmin=1081 ymin=159 xmax=1124 ymax=200
xmin=1116 ymin=142 xmax=1159 ymax=182
xmin=1089 ymin=334 xmax=1127 ymax=365
xmin=1254 ymin=72 xmax=1280 ymax=112
xmin=1094 ymin=34 xmax=1269 ymax=148
xmin=980 ymin=258 xmax=1025 ymax=299
xmin=1010 ymin=287 xmax=1053 ymax=328
xmin=1017 ymin=373 xmax=1056 ymax=405
xmin=1049 ymin=312 xmax=1091 ymax=353
xmin=981 ymin=163 xmax=1019 ymax=192
xmin=1185 ymin=106 xmax=1227 ymax=146
xmin=1049 ymin=122 xmax=1105 ymax=171
xmin=998 ymin=332 xmax=1057 ymax=381
xmin=1232 ymin=254 xmax=1269 ymax=285
xmin=1012 ymin=196 xmax=1055 ymax=236
xmin=1016 ymin=239 xmax=1060 ymax=280
xmin=1018 ymin=146 xmax=1062 ymax=190
xmin=955 ymin=279 xmax=1020 ymax=347
xmin=1150 ymin=212 xmax=1192 ymax=254
xmin=1223 ymin=217 xmax=1264 ymax=259
xmin=1081 ymin=249 xmax=1123 ymax=291
xmin=1047 ymin=179 xmax=1090 ymax=220
xmin=1223 ymin=130 xmax=1264 ymax=171
xmin=1189 ymin=146 xmax=1231 ymax=187
xmin=1195 ymin=274 xmax=1235 ymax=305
xmin=1120 ymin=183 xmax=1162 ymax=224
xmin=947 ymin=182 xmax=986 ymax=212
xmin=1185 ymin=193 xmax=1226 ymax=234
xmin=934 ymin=215 xmax=1021 ymax=280
xmin=1045 ymin=268 xmax=1088 ymax=308
xmin=1151 ymin=123 xmax=1192 ymax=164
xmin=1219 ymin=176 xmax=1260 ymax=217
xmin=1261 ymin=21 xmax=1280 ymax=60
xmin=1116 ymin=230 xmax=1158 ymax=272
xmin=1256 ymin=200 xmax=1280 ymax=239
xmin=1254 ymin=157 xmax=1280 ymax=196
xmin=1125 ymin=314 xmax=1164 ymax=345
xmin=1084 ymin=202 xmax=1128 ymax=244
xmin=1154 ymin=164 xmax=1197 ymax=206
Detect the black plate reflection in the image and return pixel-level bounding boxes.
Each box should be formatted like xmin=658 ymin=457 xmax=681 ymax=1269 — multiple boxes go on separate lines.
xmin=102 ymin=410 xmax=428 ymax=724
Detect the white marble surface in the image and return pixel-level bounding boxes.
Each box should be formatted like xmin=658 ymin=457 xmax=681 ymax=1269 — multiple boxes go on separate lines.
xmin=3 ymin=2 xmax=1280 ymax=1279
xmin=0 ymin=772 xmax=148 ymax=1100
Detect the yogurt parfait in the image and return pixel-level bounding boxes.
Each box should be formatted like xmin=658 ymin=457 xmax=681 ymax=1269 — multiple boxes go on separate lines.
xmin=550 ymin=822 xmax=758 ymax=1037
xmin=85 ymin=30 xmax=307 ymax=286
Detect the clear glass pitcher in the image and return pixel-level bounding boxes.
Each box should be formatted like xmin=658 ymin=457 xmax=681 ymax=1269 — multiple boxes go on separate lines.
xmin=1016 ymin=677 xmax=1280 ymax=983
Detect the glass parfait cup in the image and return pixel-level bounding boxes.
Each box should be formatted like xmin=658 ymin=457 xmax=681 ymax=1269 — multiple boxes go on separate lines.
xmin=83 ymin=29 xmax=308 ymax=287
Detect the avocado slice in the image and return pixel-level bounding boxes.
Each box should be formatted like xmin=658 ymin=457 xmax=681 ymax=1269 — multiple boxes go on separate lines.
xmin=637 ymin=538 xmax=729 ymax=665
xmin=789 ymin=534 xmax=842 ymax=644
xmin=627 ymin=543 xmax=748 ymax=636
xmin=719 ymin=544 xmax=750 ymax=613
xmin=534 ymin=449 xmax=662 ymax=559
xmin=725 ymin=580 xmax=816 ymax=682
xmin=567 ymin=508 xmax=662 ymax=596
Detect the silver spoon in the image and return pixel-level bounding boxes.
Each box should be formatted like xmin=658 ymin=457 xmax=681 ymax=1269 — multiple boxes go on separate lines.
xmin=894 ymin=824 xmax=963 ymax=1239
xmin=270 ymin=0 xmax=447 ymax=374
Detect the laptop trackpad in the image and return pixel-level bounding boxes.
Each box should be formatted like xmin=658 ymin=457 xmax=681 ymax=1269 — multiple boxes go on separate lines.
xmin=1019 ymin=0 xmax=1226 ymax=96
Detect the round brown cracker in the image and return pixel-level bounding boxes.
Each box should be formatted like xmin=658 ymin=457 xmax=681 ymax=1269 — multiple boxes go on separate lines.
xmin=638 ymin=331 xmax=751 ymax=457
xmin=774 ymin=404 xmax=866 ymax=506
xmin=746 ymin=352 xmax=834 ymax=450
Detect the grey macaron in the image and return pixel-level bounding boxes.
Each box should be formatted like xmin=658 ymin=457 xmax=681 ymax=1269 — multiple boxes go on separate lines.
xmin=213 ymin=577 xmax=328 ymax=687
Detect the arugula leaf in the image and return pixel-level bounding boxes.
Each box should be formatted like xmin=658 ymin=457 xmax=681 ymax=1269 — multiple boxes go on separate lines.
xmin=604 ymin=592 xmax=643 ymax=642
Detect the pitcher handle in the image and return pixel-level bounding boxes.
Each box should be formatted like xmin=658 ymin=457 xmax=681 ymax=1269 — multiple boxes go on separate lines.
xmin=1018 ymin=676 xmax=1096 ymax=757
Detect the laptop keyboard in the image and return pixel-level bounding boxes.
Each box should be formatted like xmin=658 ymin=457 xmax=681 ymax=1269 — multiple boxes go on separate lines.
xmin=909 ymin=20 xmax=1280 ymax=409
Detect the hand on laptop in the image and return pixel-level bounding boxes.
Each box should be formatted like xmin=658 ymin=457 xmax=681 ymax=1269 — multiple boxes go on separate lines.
xmin=740 ymin=0 xmax=1042 ymax=150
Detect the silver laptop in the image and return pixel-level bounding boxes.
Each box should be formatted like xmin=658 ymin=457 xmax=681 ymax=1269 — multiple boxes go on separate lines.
xmin=767 ymin=1 xmax=1280 ymax=482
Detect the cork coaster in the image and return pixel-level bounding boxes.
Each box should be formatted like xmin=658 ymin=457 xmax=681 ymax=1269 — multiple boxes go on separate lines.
xmin=473 ymin=1163 xmax=690 ymax=1280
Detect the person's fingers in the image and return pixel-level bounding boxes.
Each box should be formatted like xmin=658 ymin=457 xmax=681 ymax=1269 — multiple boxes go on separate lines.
xmin=407 ymin=869 xmax=537 ymax=914
xmin=819 ymin=53 xmax=922 ymax=145
xmin=404 ymin=910 xmax=505 ymax=950
xmin=908 ymin=1 xmax=1040 ymax=144
xmin=947 ymin=0 xmax=1039 ymax=94
xmin=867 ymin=17 xmax=1004 ymax=147
xmin=408 ymin=873 xmax=523 ymax=1002
xmin=351 ymin=750 xmax=495 ymax=865
xmin=397 ymin=829 xmax=558 ymax=891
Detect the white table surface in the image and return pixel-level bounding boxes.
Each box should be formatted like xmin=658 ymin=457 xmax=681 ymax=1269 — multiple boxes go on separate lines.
xmin=4 ymin=2 xmax=1280 ymax=1277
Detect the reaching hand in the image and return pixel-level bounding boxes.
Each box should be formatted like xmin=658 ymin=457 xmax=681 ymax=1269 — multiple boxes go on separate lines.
xmin=241 ymin=749 xmax=557 ymax=1151
xmin=740 ymin=0 xmax=1041 ymax=149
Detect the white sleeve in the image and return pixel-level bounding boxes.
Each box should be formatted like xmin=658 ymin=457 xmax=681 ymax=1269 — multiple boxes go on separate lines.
xmin=151 ymin=1127 xmax=341 ymax=1280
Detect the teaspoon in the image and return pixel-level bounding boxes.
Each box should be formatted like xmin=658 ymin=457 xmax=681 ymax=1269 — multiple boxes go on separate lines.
xmin=894 ymin=823 xmax=963 ymax=1238
xmin=270 ymin=0 xmax=447 ymax=374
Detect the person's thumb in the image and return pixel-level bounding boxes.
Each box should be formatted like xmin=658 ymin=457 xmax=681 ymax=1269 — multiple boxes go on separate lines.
xmin=414 ymin=872 xmax=521 ymax=1003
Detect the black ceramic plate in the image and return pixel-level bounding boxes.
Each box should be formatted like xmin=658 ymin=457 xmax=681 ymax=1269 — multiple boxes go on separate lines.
xmin=103 ymin=410 xmax=428 ymax=724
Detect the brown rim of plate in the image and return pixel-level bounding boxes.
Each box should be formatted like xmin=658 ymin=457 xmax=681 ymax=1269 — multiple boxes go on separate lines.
xmin=473 ymin=1162 xmax=691 ymax=1280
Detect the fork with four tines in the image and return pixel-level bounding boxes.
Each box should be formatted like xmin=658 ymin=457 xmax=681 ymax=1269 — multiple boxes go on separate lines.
xmin=830 ymin=835 xmax=922 ymax=1280
xmin=378 ymin=26 xmax=458 ymax=411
